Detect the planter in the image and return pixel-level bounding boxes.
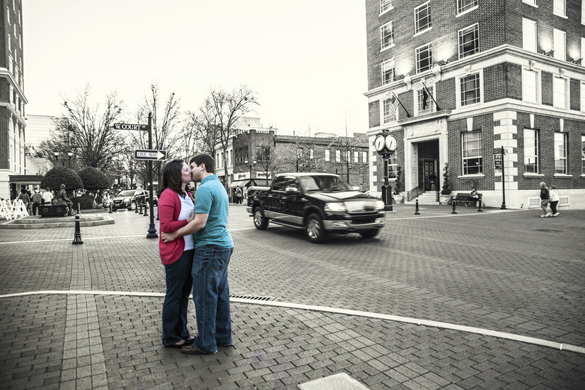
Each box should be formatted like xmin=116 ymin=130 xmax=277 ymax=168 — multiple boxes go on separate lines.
xmin=439 ymin=194 xmax=452 ymax=205
xmin=393 ymin=193 xmax=404 ymax=204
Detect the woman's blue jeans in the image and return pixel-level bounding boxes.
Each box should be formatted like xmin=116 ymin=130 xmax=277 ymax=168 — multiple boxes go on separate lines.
xmin=162 ymin=249 xmax=194 ymax=346
xmin=191 ymin=246 xmax=233 ymax=353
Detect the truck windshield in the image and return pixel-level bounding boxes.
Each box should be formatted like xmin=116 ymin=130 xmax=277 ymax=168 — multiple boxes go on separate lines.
xmin=300 ymin=176 xmax=351 ymax=193
xmin=117 ymin=190 xmax=135 ymax=197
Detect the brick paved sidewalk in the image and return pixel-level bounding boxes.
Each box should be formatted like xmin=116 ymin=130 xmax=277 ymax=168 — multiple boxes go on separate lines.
xmin=0 ymin=206 xmax=584 ymax=389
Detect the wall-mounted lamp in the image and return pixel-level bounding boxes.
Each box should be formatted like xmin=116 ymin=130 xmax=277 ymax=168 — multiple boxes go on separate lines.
xmin=559 ymin=68 xmax=566 ymax=77
xmin=542 ymin=49 xmax=555 ymax=57
xmin=403 ymin=74 xmax=412 ymax=90
xmin=432 ymin=63 xmax=442 ymax=80
xmin=529 ymin=60 xmax=536 ymax=70
xmin=571 ymin=57 xmax=582 ymax=65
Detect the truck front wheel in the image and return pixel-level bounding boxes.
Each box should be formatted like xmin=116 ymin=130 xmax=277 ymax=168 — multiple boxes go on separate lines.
xmin=253 ymin=207 xmax=269 ymax=230
xmin=305 ymin=213 xmax=327 ymax=243
xmin=360 ymin=229 xmax=380 ymax=239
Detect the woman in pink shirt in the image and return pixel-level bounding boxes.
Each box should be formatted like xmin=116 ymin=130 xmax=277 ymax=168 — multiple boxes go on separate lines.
xmin=158 ymin=159 xmax=195 ymax=348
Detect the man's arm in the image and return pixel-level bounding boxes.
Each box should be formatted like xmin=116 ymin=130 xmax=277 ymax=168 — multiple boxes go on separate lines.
xmin=161 ymin=213 xmax=209 ymax=243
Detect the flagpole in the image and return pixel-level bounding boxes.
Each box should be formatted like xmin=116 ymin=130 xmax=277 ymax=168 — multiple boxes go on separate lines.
xmin=421 ymin=82 xmax=440 ymax=111
xmin=392 ymin=92 xmax=410 ymax=118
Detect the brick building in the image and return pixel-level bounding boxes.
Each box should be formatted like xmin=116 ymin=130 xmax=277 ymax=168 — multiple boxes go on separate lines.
xmin=365 ymin=0 xmax=585 ymax=208
xmin=0 ymin=0 xmax=28 ymax=199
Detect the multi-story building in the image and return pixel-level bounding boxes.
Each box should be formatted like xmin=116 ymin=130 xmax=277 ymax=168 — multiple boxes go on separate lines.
xmin=0 ymin=0 xmax=29 ymax=199
xmin=214 ymin=117 xmax=370 ymax=200
xmin=365 ymin=0 xmax=585 ymax=208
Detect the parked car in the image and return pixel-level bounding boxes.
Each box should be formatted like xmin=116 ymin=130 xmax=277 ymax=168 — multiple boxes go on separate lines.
xmin=111 ymin=189 xmax=148 ymax=211
xmin=246 ymin=173 xmax=386 ymax=243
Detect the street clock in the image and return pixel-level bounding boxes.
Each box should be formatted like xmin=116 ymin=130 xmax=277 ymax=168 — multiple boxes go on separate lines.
xmin=385 ymin=134 xmax=397 ymax=152
xmin=374 ymin=134 xmax=386 ymax=152
xmin=374 ymin=133 xmax=397 ymax=153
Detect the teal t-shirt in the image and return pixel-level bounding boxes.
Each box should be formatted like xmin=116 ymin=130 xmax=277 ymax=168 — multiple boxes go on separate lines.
xmin=194 ymin=175 xmax=233 ymax=248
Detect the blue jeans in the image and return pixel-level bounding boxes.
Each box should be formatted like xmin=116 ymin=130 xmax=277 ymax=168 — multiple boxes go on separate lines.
xmin=162 ymin=249 xmax=194 ymax=346
xmin=191 ymin=246 xmax=233 ymax=353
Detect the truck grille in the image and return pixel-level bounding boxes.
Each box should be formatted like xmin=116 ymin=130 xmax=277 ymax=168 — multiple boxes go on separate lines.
xmin=345 ymin=200 xmax=377 ymax=214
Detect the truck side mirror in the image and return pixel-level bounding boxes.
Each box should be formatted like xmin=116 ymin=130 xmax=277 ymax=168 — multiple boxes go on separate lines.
xmin=285 ymin=186 xmax=299 ymax=194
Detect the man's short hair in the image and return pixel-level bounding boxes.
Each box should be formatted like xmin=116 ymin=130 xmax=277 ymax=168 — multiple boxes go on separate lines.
xmin=190 ymin=154 xmax=215 ymax=174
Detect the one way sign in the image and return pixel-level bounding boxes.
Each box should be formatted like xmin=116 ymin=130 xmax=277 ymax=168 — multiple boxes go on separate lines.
xmin=134 ymin=149 xmax=167 ymax=161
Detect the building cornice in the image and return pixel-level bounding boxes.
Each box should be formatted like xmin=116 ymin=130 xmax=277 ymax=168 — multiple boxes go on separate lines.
xmin=0 ymin=67 xmax=27 ymax=103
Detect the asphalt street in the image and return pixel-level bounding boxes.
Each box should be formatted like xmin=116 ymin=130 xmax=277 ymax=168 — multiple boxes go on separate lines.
xmin=0 ymin=203 xmax=584 ymax=389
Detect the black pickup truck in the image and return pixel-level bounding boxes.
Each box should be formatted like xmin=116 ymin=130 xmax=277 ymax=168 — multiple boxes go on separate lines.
xmin=246 ymin=172 xmax=386 ymax=243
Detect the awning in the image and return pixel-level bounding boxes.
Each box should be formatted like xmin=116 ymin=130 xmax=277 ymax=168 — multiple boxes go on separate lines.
xmin=228 ymin=180 xmax=251 ymax=189
xmin=228 ymin=179 xmax=271 ymax=189
xmin=9 ymin=174 xmax=44 ymax=185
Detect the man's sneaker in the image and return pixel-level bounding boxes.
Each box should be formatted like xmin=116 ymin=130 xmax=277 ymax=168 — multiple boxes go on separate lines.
xmin=546 ymin=213 xmax=552 ymax=217
xmin=553 ymin=212 xmax=560 ymax=217
xmin=541 ymin=214 xmax=546 ymax=218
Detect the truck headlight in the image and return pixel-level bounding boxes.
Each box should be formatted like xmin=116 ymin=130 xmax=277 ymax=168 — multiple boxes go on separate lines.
xmin=324 ymin=202 xmax=346 ymax=212
xmin=375 ymin=200 xmax=385 ymax=211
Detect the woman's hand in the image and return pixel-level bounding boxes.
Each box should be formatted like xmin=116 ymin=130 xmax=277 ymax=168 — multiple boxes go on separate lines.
xmin=161 ymin=231 xmax=178 ymax=243
xmin=187 ymin=210 xmax=195 ymax=222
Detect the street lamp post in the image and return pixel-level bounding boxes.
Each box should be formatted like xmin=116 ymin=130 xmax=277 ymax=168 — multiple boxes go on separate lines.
xmin=67 ymin=151 xmax=73 ymax=169
xmin=374 ymin=129 xmax=398 ymax=212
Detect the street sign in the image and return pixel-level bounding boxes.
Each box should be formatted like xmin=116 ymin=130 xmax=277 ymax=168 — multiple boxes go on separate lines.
xmin=134 ymin=149 xmax=167 ymax=160
xmin=114 ymin=123 xmax=148 ymax=131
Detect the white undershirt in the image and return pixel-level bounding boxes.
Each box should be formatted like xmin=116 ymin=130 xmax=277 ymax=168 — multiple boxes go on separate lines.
xmin=178 ymin=193 xmax=195 ymax=250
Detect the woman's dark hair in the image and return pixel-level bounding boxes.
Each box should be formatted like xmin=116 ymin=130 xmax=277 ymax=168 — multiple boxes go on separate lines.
xmin=159 ymin=159 xmax=186 ymax=197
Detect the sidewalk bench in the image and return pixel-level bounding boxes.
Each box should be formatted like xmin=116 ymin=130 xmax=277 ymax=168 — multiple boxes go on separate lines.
xmin=39 ymin=204 xmax=70 ymax=217
xmin=453 ymin=192 xmax=482 ymax=206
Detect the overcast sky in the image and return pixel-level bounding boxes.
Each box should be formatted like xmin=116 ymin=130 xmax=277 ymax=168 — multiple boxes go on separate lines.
xmin=23 ymin=0 xmax=368 ymax=137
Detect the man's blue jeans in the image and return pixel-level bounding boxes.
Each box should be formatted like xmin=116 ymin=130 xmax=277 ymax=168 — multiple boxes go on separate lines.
xmin=191 ymin=246 xmax=233 ymax=353
xmin=162 ymin=249 xmax=194 ymax=346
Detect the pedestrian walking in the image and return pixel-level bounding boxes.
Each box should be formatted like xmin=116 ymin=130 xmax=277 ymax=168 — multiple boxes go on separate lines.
xmin=18 ymin=188 xmax=30 ymax=213
xmin=31 ymin=189 xmax=42 ymax=215
xmin=539 ymin=182 xmax=551 ymax=218
xmin=161 ymin=154 xmax=234 ymax=355
xmin=157 ymin=159 xmax=196 ymax=348
xmin=235 ymin=186 xmax=243 ymax=204
xmin=549 ymin=185 xmax=560 ymax=217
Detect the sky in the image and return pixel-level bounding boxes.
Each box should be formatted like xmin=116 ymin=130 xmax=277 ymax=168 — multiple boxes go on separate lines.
xmin=23 ymin=0 xmax=369 ymax=137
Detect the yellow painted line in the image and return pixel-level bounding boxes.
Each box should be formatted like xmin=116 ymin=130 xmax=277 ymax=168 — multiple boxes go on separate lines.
xmin=1 ymin=290 xmax=583 ymax=355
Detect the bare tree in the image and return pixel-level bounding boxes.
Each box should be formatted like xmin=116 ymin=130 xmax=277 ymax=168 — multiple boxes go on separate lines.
xmin=181 ymin=111 xmax=219 ymax=158
xmin=199 ymin=85 xmax=259 ymax=189
xmin=129 ymin=84 xmax=183 ymax=185
xmin=254 ymin=140 xmax=278 ymax=182
xmin=275 ymin=136 xmax=326 ymax=173
xmin=53 ymin=85 xmax=126 ymax=169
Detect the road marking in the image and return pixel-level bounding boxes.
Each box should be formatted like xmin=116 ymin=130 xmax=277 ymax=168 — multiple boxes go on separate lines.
xmin=1 ymin=289 xmax=583 ymax=355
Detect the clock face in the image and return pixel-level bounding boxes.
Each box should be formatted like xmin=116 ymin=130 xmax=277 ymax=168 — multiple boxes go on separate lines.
xmin=385 ymin=135 xmax=397 ymax=151
xmin=374 ymin=135 xmax=386 ymax=151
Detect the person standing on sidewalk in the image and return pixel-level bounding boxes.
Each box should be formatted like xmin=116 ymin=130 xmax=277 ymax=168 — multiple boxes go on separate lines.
xmin=42 ymin=188 xmax=54 ymax=205
xmin=158 ymin=159 xmax=196 ymax=348
xmin=161 ymin=154 xmax=234 ymax=355
xmin=31 ymin=189 xmax=42 ymax=215
xmin=549 ymin=185 xmax=560 ymax=217
xmin=539 ymin=182 xmax=551 ymax=218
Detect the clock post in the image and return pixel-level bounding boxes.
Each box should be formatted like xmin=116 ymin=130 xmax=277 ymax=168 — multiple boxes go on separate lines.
xmin=374 ymin=130 xmax=397 ymax=212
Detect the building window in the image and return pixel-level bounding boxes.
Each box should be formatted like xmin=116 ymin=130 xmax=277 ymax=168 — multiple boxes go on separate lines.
xmin=414 ymin=2 xmax=431 ymax=34
xmin=581 ymin=82 xmax=585 ymax=112
xmin=458 ymin=24 xmax=479 ymax=59
xmin=523 ymin=69 xmax=538 ymax=103
xmin=553 ymin=29 xmax=566 ymax=61
xmin=554 ymin=0 xmax=566 ymax=17
xmin=309 ymin=149 xmax=314 ymax=159
xmin=553 ymin=76 xmax=568 ymax=109
xmin=458 ymin=0 xmax=478 ymax=14
xmin=462 ymin=131 xmax=483 ymax=175
xmin=460 ymin=73 xmax=481 ymax=106
xmin=325 ymin=149 xmax=330 ymax=161
xmin=381 ymin=58 xmax=395 ymax=85
xmin=380 ymin=0 xmax=393 ymax=15
xmin=383 ymin=98 xmax=398 ymax=123
xmin=297 ymin=148 xmax=303 ymax=158
xmin=362 ymin=151 xmax=368 ymax=163
xmin=354 ymin=151 xmax=359 ymax=163
xmin=416 ymin=44 xmax=432 ymax=73
xmin=336 ymin=150 xmax=341 ymax=163
xmin=554 ymin=132 xmax=568 ymax=174
xmin=524 ymin=129 xmax=539 ymax=173
xmin=582 ymin=135 xmax=585 ymax=175
xmin=380 ymin=21 xmax=394 ymax=50
xmin=522 ymin=18 xmax=537 ymax=53
xmin=417 ymin=85 xmax=435 ymax=115
xmin=582 ymin=0 xmax=585 ymax=24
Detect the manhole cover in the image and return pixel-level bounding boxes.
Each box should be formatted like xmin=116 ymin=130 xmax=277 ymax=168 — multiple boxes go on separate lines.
xmin=298 ymin=373 xmax=369 ymax=390
xmin=533 ymin=229 xmax=562 ymax=233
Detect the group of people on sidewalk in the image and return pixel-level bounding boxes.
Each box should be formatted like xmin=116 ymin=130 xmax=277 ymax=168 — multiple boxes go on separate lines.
xmin=156 ymin=154 xmax=234 ymax=355
xmin=539 ymin=182 xmax=560 ymax=218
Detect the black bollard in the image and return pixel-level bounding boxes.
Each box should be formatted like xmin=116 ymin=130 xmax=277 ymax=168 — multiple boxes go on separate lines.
xmin=143 ymin=200 xmax=149 ymax=217
xmin=156 ymin=205 xmax=159 ymax=221
xmin=477 ymin=199 xmax=483 ymax=212
xmin=415 ymin=198 xmax=420 ymax=215
xmin=452 ymin=197 xmax=457 ymax=214
xmin=72 ymin=204 xmax=83 ymax=245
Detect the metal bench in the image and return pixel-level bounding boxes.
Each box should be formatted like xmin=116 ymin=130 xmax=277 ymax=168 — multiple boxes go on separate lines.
xmin=453 ymin=192 xmax=482 ymax=206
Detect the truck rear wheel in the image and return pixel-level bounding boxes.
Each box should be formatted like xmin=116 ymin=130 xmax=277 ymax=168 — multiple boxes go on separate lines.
xmin=360 ymin=229 xmax=380 ymax=239
xmin=253 ymin=207 xmax=269 ymax=230
xmin=305 ymin=213 xmax=327 ymax=243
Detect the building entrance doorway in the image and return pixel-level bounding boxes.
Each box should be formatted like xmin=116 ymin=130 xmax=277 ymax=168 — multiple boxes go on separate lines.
xmin=416 ymin=140 xmax=439 ymax=193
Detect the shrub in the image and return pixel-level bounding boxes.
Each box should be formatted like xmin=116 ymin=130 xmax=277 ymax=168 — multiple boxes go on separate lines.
xmin=78 ymin=167 xmax=111 ymax=191
xmin=394 ymin=165 xmax=403 ymax=194
xmin=40 ymin=166 xmax=83 ymax=192
xmin=441 ymin=162 xmax=452 ymax=195
xmin=72 ymin=194 xmax=95 ymax=210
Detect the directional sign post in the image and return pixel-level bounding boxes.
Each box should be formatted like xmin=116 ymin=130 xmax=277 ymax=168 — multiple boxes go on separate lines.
xmin=113 ymin=123 xmax=148 ymax=131
xmin=134 ymin=149 xmax=167 ymax=161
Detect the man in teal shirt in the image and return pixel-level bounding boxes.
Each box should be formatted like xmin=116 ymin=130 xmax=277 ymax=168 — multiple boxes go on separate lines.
xmin=161 ymin=154 xmax=233 ymax=354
